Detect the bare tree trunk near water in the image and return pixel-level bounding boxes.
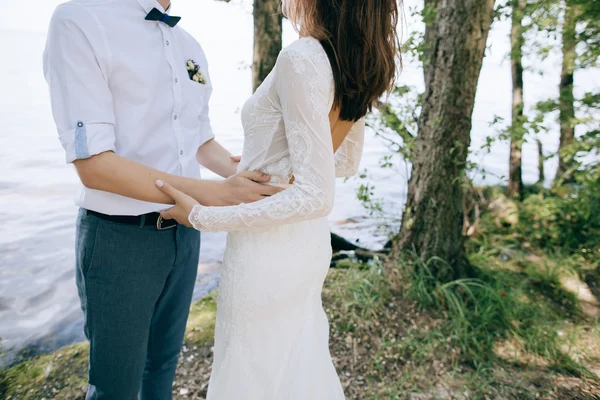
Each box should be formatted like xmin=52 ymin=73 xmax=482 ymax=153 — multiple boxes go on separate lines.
xmin=392 ymin=0 xmax=496 ymax=280
xmin=537 ymin=139 xmax=545 ymax=184
xmin=508 ymin=0 xmax=526 ymax=199
xmin=252 ymin=0 xmax=282 ymax=92
xmin=556 ymin=1 xmax=578 ymax=182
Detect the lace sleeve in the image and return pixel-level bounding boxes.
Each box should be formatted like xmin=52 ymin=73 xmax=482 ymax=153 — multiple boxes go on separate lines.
xmin=188 ymin=47 xmax=336 ymax=232
xmin=335 ymin=118 xmax=365 ymax=177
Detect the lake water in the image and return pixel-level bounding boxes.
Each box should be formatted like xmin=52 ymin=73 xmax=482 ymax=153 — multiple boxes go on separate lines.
xmin=0 ymin=0 xmax=595 ymax=364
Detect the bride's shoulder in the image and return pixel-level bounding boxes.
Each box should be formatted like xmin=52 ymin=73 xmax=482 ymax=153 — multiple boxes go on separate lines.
xmin=282 ymin=37 xmax=323 ymax=54
xmin=277 ymin=37 xmax=330 ymax=74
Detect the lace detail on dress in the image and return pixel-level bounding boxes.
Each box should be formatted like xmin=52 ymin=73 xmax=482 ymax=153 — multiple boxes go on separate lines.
xmin=334 ymin=118 xmax=365 ymax=177
xmin=189 ymin=38 xmax=338 ymax=232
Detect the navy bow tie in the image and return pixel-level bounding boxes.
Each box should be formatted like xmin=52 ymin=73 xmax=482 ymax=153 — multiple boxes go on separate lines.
xmin=145 ymin=7 xmax=181 ymax=28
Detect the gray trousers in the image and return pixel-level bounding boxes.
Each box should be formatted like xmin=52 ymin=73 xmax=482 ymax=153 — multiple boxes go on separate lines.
xmin=75 ymin=209 xmax=200 ymax=400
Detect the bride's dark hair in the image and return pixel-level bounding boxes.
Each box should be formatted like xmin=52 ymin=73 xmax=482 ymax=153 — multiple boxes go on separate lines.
xmin=286 ymin=0 xmax=401 ymax=121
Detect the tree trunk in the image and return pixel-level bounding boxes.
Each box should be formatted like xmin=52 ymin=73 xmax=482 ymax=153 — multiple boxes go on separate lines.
xmin=252 ymin=0 xmax=282 ymax=92
xmin=557 ymin=1 xmax=578 ymax=181
xmin=537 ymin=139 xmax=545 ymax=184
xmin=507 ymin=0 xmax=526 ymax=199
xmin=393 ymin=0 xmax=496 ymax=280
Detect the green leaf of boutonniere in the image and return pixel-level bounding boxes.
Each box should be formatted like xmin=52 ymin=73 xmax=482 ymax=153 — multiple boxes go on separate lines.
xmin=186 ymin=59 xmax=206 ymax=85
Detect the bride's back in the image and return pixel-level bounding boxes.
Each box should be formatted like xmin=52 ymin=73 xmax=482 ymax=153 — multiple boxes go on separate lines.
xmin=237 ymin=37 xmax=337 ymax=188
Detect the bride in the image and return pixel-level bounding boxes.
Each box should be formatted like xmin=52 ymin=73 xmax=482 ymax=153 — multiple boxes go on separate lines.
xmin=157 ymin=0 xmax=400 ymax=398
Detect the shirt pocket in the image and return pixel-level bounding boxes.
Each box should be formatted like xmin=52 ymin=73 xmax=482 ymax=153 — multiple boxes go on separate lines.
xmin=180 ymin=80 xmax=207 ymax=130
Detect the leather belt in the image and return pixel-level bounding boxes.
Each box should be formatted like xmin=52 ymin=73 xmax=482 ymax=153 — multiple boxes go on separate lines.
xmin=86 ymin=210 xmax=177 ymax=230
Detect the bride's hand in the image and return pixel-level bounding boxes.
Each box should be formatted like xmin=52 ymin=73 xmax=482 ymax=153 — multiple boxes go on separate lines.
xmin=155 ymin=180 xmax=198 ymax=227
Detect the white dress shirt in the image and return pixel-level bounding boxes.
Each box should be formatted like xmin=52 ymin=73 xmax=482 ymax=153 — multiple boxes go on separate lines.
xmin=43 ymin=0 xmax=214 ymax=216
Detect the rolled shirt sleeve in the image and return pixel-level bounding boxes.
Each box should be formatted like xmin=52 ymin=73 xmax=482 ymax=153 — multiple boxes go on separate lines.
xmin=197 ymin=55 xmax=215 ymax=149
xmin=43 ymin=3 xmax=116 ymax=164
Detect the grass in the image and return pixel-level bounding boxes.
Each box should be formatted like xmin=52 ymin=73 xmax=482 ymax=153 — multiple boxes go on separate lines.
xmin=1 ymin=192 xmax=599 ymax=399
xmin=184 ymin=295 xmax=217 ymax=346
xmin=325 ymin=251 xmax=599 ymax=399
xmin=322 ymin=192 xmax=600 ymax=398
xmin=2 ymin=253 xmax=599 ymax=399
xmin=0 ymin=343 xmax=89 ymax=399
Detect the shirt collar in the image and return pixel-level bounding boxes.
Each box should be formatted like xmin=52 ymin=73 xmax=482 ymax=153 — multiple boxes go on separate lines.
xmin=135 ymin=0 xmax=170 ymax=14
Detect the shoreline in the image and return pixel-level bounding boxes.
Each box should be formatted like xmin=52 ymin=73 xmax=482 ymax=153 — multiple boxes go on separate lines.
xmin=0 ymin=220 xmax=387 ymax=367
xmin=0 ymin=263 xmax=222 ymax=370
xmin=2 ymin=188 xmax=599 ymax=399
xmin=0 ymin=293 xmax=219 ymax=399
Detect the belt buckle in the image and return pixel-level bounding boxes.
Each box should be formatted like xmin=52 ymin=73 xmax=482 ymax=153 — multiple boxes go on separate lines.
xmin=156 ymin=215 xmax=176 ymax=230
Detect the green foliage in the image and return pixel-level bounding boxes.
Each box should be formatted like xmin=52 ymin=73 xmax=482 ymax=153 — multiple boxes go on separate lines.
xmin=326 ymin=228 xmax=597 ymax=396
xmin=0 ymin=343 xmax=89 ymax=400
xmin=512 ymin=0 xmax=600 ymax=183
xmin=356 ymin=180 xmax=385 ymax=218
xmin=486 ymin=111 xmax=547 ymax=156
xmin=373 ymin=85 xmax=420 ymax=162
xmin=397 ymin=245 xmax=594 ymax=378
xmin=184 ymin=292 xmax=218 ymax=345
xmin=406 ymin=256 xmax=515 ymax=365
xmin=399 ymin=4 xmax=426 ymax=64
xmin=348 ymin=0 xmax=600 ymax=395
xmin=327 ymin=260 xmax=392 ymax=334
xmin=528 ymin=88 xmax=599 ymax=184
xmin=222 ymin=228 xmax=597 ymax=396
xmin=353 ymin=83 xmax=421 ymax=227
xmin=571 ymin=0 xmax=600 ymax=68
xmin=394 ymin=180 xmax=599 ymax=373
xmin=517 ymin=170 xmax=600 ymax=256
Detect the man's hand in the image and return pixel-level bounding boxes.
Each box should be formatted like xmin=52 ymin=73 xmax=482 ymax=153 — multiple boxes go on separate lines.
xmin=216 ymin=171 xmax=284 ymax=206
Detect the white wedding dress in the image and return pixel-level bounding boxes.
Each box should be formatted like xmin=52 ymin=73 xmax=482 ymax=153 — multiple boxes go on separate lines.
xmin=189 ymin=37 xmax=365 ymax=400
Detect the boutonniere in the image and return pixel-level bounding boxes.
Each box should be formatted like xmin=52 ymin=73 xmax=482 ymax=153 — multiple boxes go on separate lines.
xmin=186 ymin=59 xmax=206 ymax=84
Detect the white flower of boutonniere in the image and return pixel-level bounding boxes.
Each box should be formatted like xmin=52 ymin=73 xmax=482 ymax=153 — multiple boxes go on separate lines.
xmin=186 ymin=59 xmax=206 ymax=85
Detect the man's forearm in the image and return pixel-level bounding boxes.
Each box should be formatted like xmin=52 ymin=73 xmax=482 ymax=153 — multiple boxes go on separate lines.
xmin=74 ymin=151 xmax=224 ymax=206
xmin=196 ymin=139 xmax=239 ymax=178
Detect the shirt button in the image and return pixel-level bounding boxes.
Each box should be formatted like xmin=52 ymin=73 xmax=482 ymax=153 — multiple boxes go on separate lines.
xmin=175 ymin=78 xmax=178 ymax=83
xmin=174 ymin=115 xmax=178 ymax=120
xmin=180 ymin=150 xmax=184 ymax=155
xmin=166 ymin=40 xmax=170 ymax=45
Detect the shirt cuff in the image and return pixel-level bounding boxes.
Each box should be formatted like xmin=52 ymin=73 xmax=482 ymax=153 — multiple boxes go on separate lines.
xmin=59 ymin=122 xmax=116 ymax=163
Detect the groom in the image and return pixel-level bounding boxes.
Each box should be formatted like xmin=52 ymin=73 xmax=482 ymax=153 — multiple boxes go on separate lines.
xmin=43 ymin=0 xmax=279 ymax=398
